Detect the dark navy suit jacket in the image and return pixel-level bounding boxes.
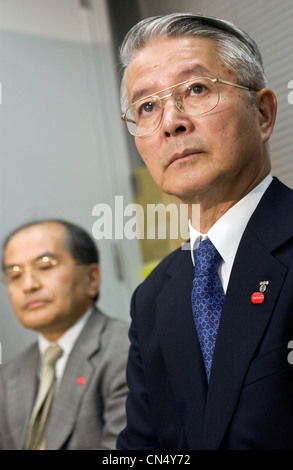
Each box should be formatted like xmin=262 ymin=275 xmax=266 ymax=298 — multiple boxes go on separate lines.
xmin=117 ymin=177 xmax=293 ymax=450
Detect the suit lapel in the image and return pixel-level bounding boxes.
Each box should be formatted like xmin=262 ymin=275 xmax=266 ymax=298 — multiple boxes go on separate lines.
xmin=202 ymin=178 xmax=293 ymax=449
xmin=156 ymin=247 xmax=207 ymax=449
xmin=8 ymin=345 xmax=39 ymax=449
xmin=202 ymin=231 xmax=287 ymax=448
xmin=46 ymin=308 xmax=104 ymax=449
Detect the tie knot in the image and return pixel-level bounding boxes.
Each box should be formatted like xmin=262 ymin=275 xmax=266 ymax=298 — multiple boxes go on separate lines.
xmin=193 ymin=238 xmax=222 ymax=277
xmin=42 ymin=345 xmax=63 ymax=368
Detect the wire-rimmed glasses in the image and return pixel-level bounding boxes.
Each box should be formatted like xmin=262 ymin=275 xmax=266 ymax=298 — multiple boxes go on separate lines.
xmin=121 ymin=77 xmax=256 ymax=137
xmin=0 ymin=255 xmax=84 ymax=286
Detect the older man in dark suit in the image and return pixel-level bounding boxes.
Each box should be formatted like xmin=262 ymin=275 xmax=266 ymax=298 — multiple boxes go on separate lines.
xmin=117 ymin=13 xmax=293 ymax=450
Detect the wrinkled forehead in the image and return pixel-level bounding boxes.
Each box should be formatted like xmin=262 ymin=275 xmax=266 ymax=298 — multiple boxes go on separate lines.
xmin=126 ymin=36 xmax=224 ymax=104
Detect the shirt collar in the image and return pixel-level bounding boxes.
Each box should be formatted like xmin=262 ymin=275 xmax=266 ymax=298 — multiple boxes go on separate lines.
xmin=189 ymin=174 xmax=273 ymax=265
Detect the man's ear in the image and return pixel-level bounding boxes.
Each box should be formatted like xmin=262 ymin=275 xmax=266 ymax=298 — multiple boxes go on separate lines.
xmin=256 ymin=87 xmax=277 ymax=143
xmin=86 ymin=264 xmax=101 ymax=300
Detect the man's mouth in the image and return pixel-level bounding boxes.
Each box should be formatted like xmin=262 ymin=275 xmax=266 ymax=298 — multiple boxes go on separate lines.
xmin=24 ymin=299 xmax=49 ymax=310
xmin=168 ymin=149 xmax=203 ymax=165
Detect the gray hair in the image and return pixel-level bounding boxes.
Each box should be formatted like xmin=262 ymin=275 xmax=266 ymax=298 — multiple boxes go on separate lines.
xmin=119 ymin=13 xmax=267 ymax=111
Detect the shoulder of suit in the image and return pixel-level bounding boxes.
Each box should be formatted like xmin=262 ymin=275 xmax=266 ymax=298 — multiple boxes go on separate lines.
xmin=0 ymin=342 xmax=38 ymax=375
xmin=91 ymin=306 xmax=129 ymax=333
xmin=88 ymin=307 xmax=130 ymax=354
xmin=133 ymin=244 xmax=190 ymax=299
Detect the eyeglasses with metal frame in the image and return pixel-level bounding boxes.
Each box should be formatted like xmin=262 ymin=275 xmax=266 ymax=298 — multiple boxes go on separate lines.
xmin=121 ymin=77 xmax=257 ymax=137
xmin=0 ymin=255 xmax=84 ymax=286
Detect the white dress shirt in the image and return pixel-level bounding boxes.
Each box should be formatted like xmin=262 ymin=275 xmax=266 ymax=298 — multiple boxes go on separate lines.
xmin=38 ymin=307 xmax=93 ymax=383
xmin=189 ymin=175 xmax=273 ymax=293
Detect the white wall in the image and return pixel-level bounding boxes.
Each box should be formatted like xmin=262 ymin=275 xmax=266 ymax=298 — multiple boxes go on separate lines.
xmin=138 ymin=0 xmax=293 ymax=188
xmin=0 ymin=0 xmax=142 ymax=363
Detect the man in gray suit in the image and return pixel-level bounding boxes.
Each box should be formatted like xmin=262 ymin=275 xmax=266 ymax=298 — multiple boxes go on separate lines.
xmin=0 ymin=219 xmax=129 ymax=450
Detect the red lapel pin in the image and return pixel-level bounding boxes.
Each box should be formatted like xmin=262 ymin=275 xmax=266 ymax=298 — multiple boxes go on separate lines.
xmin=251 ymin=281 xmax=269 ymax=304
xmin=77 ymin=376 xmax=86 ymax=385
xmin=251 ymin=292 xmax=265 ymax=304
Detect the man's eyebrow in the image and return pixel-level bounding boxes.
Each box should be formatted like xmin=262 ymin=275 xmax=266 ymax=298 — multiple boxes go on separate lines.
xmin=130 ymin=88 xmax=153 ymax=106
xmin=129 ymin=65 xmax=211 ymax=105
xmin=3 ymin=252 xmax=58 ymax=269
xmin=34 ymin=252 xmax=59 ymax=261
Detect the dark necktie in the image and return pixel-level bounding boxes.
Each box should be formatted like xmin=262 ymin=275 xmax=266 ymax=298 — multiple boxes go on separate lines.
xmin=23 ymin=345 xmax=63 ymax=450
xmin=191 ymin=238 xmax=225 ymax=382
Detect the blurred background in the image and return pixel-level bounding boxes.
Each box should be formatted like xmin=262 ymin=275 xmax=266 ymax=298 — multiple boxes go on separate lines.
xmin=0 ymin=0 xmax=292 ymax=362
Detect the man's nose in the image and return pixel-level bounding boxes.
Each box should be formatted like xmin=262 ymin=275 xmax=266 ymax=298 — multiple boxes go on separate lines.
xmin=22 ymin=268 xmax=41 ymax=291
xmin=160 ymin=99 xmax=191 ymax=136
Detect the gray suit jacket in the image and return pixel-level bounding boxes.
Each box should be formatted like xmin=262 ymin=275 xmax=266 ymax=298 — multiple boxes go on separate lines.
xmin=0 ymin=307 xmax=130 ymax=449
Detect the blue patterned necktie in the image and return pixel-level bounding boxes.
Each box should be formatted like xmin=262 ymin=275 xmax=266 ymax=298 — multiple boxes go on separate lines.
xmin=191 ymin=238 xmax=225 ymax=382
